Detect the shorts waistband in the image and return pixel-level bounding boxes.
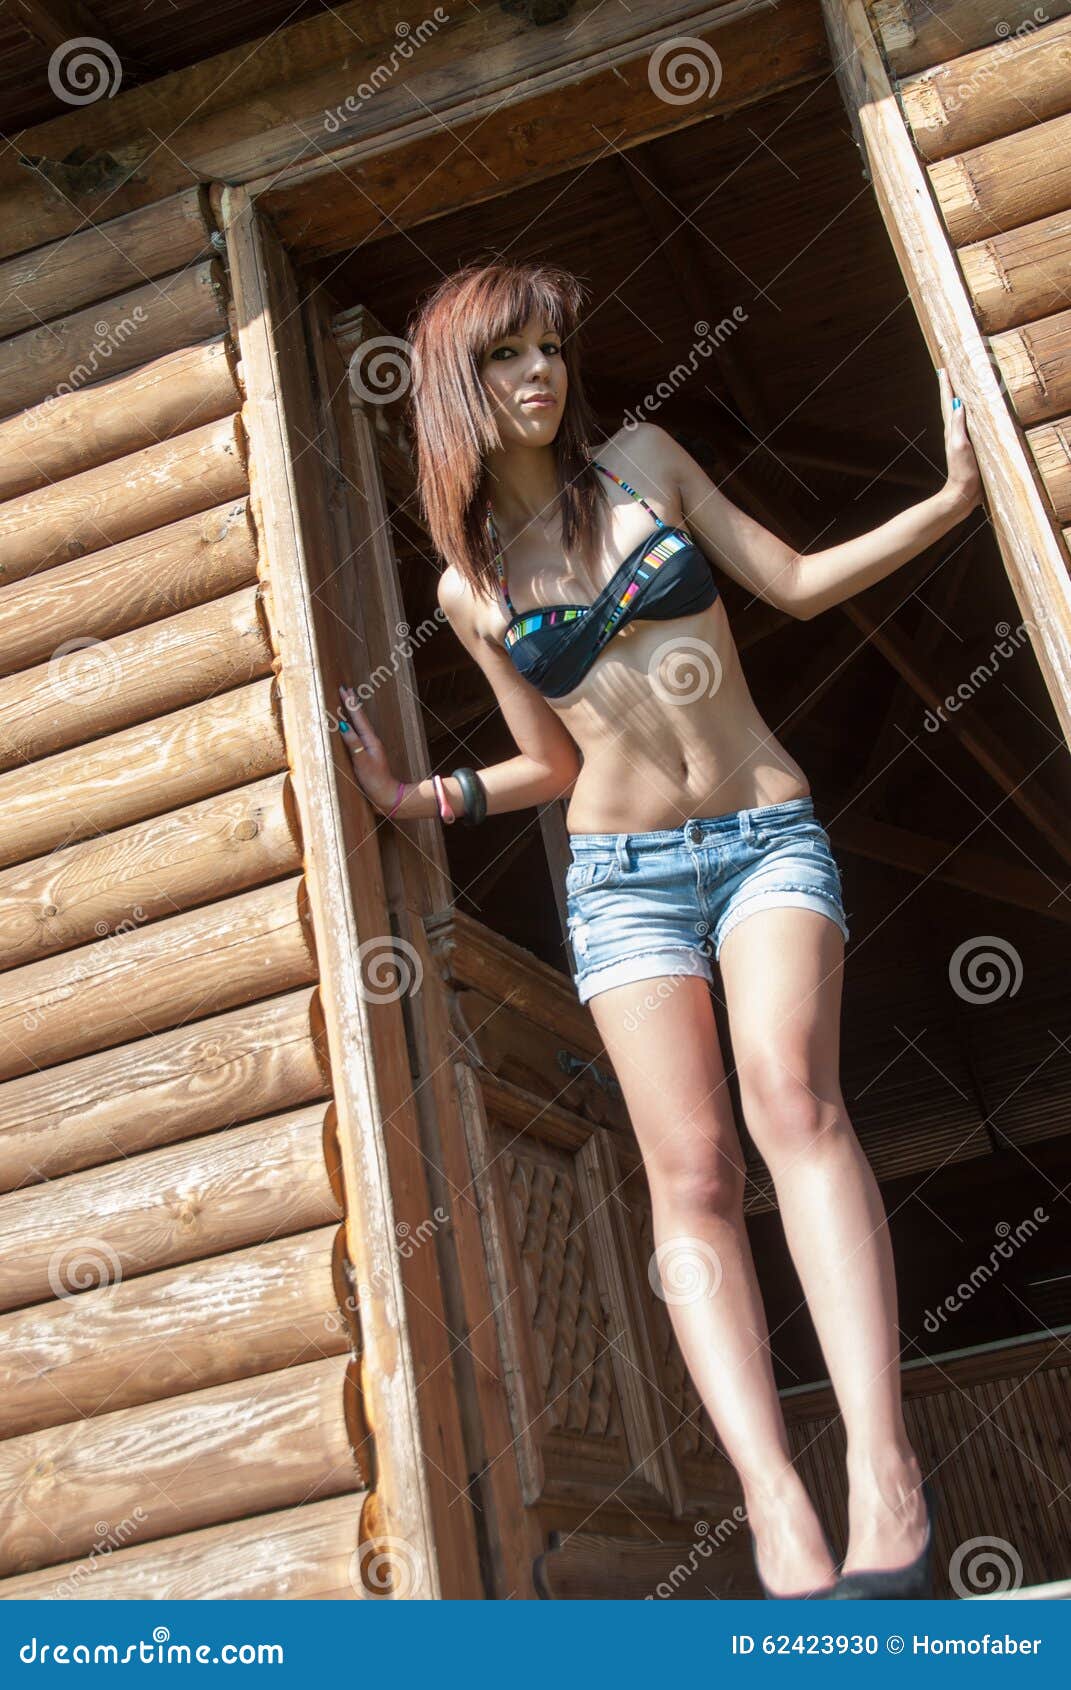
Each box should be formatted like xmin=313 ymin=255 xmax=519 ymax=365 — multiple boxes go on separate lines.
xmin=567 ymin=795 xmax=814 ymax=854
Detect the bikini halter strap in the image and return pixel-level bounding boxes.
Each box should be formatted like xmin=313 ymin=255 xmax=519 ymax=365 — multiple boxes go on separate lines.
xmin=486 ymin=459 xmax=667 ymax=614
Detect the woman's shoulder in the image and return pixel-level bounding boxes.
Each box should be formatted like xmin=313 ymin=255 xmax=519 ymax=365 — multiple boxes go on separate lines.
xmin=592 ymin=421 xmax=679 ymax=480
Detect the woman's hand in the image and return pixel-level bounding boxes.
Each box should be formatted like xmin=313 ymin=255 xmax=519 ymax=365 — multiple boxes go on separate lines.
xmin=336 ymin=683 xmax=404 ymax=814
xmin=938 ymin=366 xmax=983 ymax=517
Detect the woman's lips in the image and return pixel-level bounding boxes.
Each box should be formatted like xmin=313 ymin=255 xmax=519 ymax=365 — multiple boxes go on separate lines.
xmin=522 ymin=396 xmax=555 ymax=407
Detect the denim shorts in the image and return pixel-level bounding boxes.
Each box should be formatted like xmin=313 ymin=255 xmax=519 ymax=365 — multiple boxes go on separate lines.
xmin=564 ymin=795 xmax=849 ymax=1005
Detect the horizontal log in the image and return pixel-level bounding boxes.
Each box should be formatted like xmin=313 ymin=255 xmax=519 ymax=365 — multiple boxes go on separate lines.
xmin=0 ymin=986 xmax=330 ymax=1192
xmin=0 ymin=337 xmax=239 ymax=503
xmin=0 ymin=1103 xmax=340 ymax=1313
xmin=0 ymin=675 xmax=286 ymax=870
xmin=0 ymin=583 xmax=273 ymax=773
xmin=898 ymin=16 xmax=1071 ymax=161
xmin=990 ymin=307 xmax=1071 ymax=427
xmin=0 ymin=188 xmax=215 ymax=342
xmin=0 ymin=259 xmax=229 ymax=421
xmin=0 ymin=0 xmax=790 ymax=254
xmin=0 ymin=1225 xmax=346 ymax=1436
xmin=1025 ymin=416 xmax=1071 ymax=519
xmin=0 ymin=1353 xmax=362 ymax=1577
xmin=929 ymin=111 xmax=1071 ymax=246
xmin=0 ymin=771 xmax=301 ymax=971
xmin=0 ymin=1493 xmax=365 ymax=1600
xmin=260 ymin=1 xmax=827 ymax=259
xmin=0 ymin=498 xmax=257 ymax=681
xmin=874 ymin=0 xmax=1071 ymax=79
xmin=0 ymin=873 xmax=317 ymax=1083
xmin=959 ymin=207 xmax=1071 ymax=334
xmin=0 ymin=413 xmax=247 ymax=582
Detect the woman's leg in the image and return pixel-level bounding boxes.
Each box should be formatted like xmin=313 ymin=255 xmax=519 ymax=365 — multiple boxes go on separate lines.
xmin=717 ymin=905 xmax=928 ymax=1574
xmin=585 ymin=971 xmax=838 ymax=1594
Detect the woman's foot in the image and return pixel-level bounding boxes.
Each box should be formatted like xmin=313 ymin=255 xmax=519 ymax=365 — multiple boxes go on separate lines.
xmin=744 ymin=1469 xmax=839 ymax=1596
xmin=842 ymin=1448 xmax=928 ymax=1574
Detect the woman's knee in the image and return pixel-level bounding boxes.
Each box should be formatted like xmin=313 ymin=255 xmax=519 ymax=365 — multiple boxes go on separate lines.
xmin=648 ymin=1137 xmax=746 ymax=1218
xmin=737 ymin=1059 xmax=845 ymax=1159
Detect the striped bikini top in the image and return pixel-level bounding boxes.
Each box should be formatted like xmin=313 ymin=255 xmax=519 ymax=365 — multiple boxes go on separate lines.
xmin=486 ymin=460 xmax=719 ymax=699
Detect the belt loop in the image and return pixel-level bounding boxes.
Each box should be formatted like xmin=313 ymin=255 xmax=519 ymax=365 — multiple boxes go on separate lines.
xmin=739 ymin=807 xmax=754 ymax=841
xmin=615 ymin=833 xmax=630 ymax=872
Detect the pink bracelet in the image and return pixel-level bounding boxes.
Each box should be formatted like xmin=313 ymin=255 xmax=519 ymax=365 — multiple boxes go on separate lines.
xmin=386 ymin=778 xmax=407 ymax=819
xmin=432 ymin=773 xmax=456 ymax=823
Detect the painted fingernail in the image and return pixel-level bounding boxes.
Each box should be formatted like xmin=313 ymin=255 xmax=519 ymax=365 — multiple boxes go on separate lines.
xmin=952 ymin=397 xmax=962 ymax=410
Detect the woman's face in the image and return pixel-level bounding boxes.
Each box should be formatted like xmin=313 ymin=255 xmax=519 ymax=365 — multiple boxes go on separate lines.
xmin=479 ymin=313 xmax=567 ymax=446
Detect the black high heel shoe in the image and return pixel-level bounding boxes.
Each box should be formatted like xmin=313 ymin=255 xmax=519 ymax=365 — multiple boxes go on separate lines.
xmin=749 ymin=1525 xmax=841 ymax=1599
xmin=831 ymin=1476 xmax=937 ymax=1600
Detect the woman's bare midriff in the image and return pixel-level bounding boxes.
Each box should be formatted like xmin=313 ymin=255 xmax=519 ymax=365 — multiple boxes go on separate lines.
xmin=550 ymin=597 xmax=811 ymax=833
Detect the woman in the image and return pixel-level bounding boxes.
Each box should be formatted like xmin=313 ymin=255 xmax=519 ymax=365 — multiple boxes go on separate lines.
xmin=337 ymin=261 xmax=983 ymax=1599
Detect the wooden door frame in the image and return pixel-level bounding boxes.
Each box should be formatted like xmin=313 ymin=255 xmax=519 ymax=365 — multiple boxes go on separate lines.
xmin=219 ymin=185 xmax=485 ymax=1600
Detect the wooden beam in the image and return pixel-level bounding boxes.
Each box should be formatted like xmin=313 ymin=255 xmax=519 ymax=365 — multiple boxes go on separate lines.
xmin=0 ymin=0 xmax=821 ymax=261
xmin=872 ymin=0 xmax=1071 ymax=80
xmin=821 ymin=0 xmax=1071 ymax=754
xmin=830 ymin=810 xmax=1071 ymax=922
xmin=845 ymin=529 xmax=976 ymax=803
xmin=258 ymin=0 xmax=829 ymax=259
xmin=219 ymin=184 xmax=480 ymax=1600
xmin=843 ymin=595 xmax=1071 ymax=867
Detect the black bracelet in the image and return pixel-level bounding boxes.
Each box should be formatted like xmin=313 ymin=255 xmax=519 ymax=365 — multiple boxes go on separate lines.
xmin=451 ymin=767 xmax=487 ymax=826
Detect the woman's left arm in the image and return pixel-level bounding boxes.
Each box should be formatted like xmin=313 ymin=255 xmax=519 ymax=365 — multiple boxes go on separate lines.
xmin=662 ymin=368 xmax=984 ymax=620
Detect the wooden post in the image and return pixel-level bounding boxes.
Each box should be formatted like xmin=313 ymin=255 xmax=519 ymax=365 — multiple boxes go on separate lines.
xmin=821 ymin=0 xmax=1071 ymax=751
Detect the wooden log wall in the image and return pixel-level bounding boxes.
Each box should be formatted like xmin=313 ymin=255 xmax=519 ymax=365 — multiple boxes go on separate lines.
xmin=0 ymin=185 xmax=377 ymax=1599
xmin=870 ymin=1 xmax=1071 ymax=556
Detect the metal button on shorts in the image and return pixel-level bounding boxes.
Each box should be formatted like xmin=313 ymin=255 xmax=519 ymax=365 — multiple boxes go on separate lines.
xmin=564 ymin=796 xmax=848 ymax=1006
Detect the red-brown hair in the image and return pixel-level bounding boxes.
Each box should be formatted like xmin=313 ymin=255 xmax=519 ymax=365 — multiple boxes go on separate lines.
xmin=405 ymin=260 xmax=608 ymax=605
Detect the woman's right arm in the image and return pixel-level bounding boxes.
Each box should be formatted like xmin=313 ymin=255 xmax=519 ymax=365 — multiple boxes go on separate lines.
xmin=338 ymin=565 xmax=581 ymax=823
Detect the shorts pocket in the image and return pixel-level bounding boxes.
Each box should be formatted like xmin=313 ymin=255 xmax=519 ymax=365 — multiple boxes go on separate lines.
xmin=753 ymin=814 xmax=825 ymax=852
xmin=565 ymin=855 xmax=619 ymax=894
